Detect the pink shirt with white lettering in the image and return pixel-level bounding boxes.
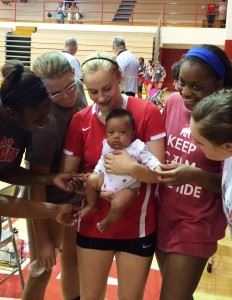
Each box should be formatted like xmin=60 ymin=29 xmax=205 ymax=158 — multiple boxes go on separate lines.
xmin=156 ymin=92 xmax=227 ymax=258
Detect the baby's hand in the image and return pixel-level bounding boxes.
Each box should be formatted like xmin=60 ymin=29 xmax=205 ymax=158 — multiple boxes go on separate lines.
xmin=154 ymin=165 xmax=162 ymax=181
xmin=154 ymin=165 xmax=162 ymax=172
xmin=70 ymin=173 xmax=91 ymax=194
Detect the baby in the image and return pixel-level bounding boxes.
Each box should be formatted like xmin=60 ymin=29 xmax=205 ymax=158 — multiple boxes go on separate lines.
xmin=80 ymin=108 xmax=160 ymax=232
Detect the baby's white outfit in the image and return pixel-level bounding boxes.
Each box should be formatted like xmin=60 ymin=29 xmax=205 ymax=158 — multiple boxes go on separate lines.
xmin=94 ymin=139 xmax=160 ymax=193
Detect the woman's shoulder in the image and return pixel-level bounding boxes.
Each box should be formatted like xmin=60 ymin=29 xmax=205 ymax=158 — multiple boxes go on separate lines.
xmin=128 ymin=96 xmax=153 ymax=106
xmin=127 ymin=96 xmax=161 ymax=113
xmin=165 ymin=92 xmax=182 ymax=105
xmin=71 ymin=104 xmax=94 ymax=122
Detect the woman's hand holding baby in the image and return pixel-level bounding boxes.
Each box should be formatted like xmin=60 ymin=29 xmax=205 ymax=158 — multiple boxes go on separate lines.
xmin=104 ymin=150 xmax=135 ymax=175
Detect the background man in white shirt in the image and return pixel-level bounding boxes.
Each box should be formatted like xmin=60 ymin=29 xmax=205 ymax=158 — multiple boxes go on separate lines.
xmin=62 ymin=37 xmax=83 ymax=81
xmin=112 ymin=36 xmax=139 ymax=96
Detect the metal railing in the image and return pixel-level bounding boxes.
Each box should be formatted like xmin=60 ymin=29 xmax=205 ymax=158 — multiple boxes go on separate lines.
xmin=0 ymin=1 xmax=216 ymax=27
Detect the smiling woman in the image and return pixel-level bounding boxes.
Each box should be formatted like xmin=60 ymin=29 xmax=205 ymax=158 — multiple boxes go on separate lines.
xmin=22 ymin=52 xmax=87 ymax=300
xmin=191 ymin=89 xmax=232 ymax=161
xmin=0 ymin=60 xmax=77 ymax=224
xmin=154 ymin=44 xmax=232 ymax=300
xmin=62 ymin=51 xmax=165 ymax=300
xmin=191 ymin=88 xmax=232 ymax=243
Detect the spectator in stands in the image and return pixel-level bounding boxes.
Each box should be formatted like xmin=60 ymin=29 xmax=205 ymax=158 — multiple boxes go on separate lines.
xmin=56 ymin=2 xmax=66 ymax=24
xmin=152 ymin=60 xmax=166 ymax=89
xmin=218 ymin=0 xmax=227 ymax=28
xmin=206 ymin=1 xmax=217 ymax=27
xmin=137 ymin=56 xmax=145 ymax=98
xmin=67 ymin=2 xmax=78 ymax=24
xmin=143 ymin=59 xmax=153 ymax=98
xmin=1 ymin=0 xmax=12 ymax=5
xmin=62 ymin=37 xmax=83 ymax=82
xmin=62 ymin=51 xmax=165 ymax=300
xmin=22 ymin=52 xmax=86 ymax=300
xmin=0 ymin=59 xmax=78 ymax=224
xmin=75 ymin=4 xmax=83 ymax=22
xmin=65 ymin=0 xmax=74 ymax=9
xmin=112 ymin=36 xmax=139 ymax=96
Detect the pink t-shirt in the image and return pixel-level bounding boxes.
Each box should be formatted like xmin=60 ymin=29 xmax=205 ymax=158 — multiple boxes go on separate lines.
xmin=157 ymin=92 xmax=227 ymax=257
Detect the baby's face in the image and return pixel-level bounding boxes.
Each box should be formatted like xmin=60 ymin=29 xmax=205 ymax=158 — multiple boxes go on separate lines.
xmin=106 ymin=116 xmax=134 ymax=150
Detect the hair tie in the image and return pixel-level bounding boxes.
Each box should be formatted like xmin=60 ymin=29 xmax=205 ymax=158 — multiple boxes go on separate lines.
xmin=185 ymin=47 xmax=225 ymax=79
xmin=82 ymin=57 xmax=119 ymax=68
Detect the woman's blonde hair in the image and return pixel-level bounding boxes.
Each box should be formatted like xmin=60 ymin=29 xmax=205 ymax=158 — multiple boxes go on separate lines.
xmin=32 ymin=52 xmax=73 ymax=79
xmin=81 ymin=51 xmax=120 ymax=80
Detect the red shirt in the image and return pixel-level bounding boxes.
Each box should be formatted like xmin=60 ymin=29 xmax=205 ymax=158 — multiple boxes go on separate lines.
xmin=64 ymin=95 xmax=165 ymax=239
xmin=207 ymin=3 xmax=217 ymax=15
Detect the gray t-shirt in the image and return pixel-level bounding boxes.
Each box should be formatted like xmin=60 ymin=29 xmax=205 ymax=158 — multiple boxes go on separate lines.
xmin=26 ymin=90 xmax=86 ymax=203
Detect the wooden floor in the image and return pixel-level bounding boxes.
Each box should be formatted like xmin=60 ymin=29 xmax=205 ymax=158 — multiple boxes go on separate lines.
xmin=0 ymin=217 xmax=231 ymax=299
xmin=150 ymin=228 xmax=232 ymax=300
xmin=194 ymin=227 xmax=232 ymax=300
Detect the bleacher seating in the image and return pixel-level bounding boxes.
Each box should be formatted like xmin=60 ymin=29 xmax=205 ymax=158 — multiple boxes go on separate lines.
xmin=31 ymin=28 xmax=155 ymax=65
xmin=0 ymin=1 xmax=214 ymax=26
xmin=0 ymin=27 xmax=12 ymax=79
xmin=45 ymin=0 xmax=119 ymax=24
xmin=132 ymin=0 xmax=207 ymax=27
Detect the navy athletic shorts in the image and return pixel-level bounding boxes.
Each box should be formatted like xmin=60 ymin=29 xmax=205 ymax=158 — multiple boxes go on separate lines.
xmin=76 ymin=232 xmax=156 ymax=257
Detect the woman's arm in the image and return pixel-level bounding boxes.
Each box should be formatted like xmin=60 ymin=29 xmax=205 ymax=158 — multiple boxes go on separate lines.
xmin=61 ymin=154 xmax=81 ymax=173
xmin=28 ymin=163 xmax=58 ymax=269
xmin=60 ymin=154 xmax=84 ymax=195
xmin=155 ymin=163 xmax=221 ymax=193
xmin=192 ymin=168 xmax=221 ymax=192
xmin=0 ymin=166 xmax=75 ymax=192
xmin=0 ymin=194 xmax=77 ymax=223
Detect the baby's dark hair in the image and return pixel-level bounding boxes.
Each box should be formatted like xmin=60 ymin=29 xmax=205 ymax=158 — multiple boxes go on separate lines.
xmin=1 ymin=60 xmax=49 ymax=109
xmin=192 ymin=89 xmax=232 ymax=145
xmin=106 ymin=108 xmax=136 ymax=130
